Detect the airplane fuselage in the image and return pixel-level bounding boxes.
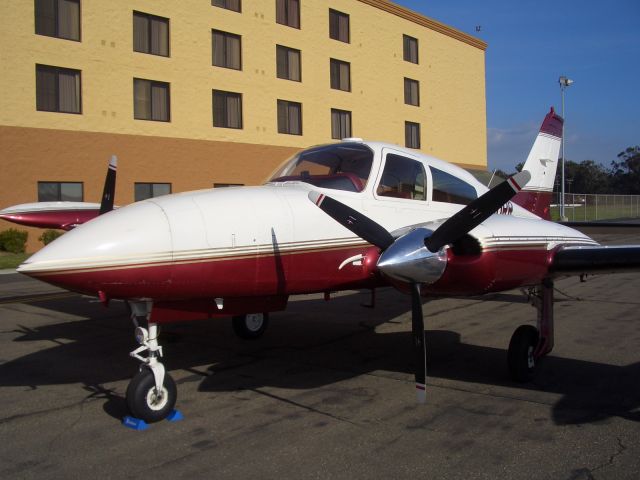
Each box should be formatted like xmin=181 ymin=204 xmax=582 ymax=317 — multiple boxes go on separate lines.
xmin=18 ymin=142 xmax=596 ymax=322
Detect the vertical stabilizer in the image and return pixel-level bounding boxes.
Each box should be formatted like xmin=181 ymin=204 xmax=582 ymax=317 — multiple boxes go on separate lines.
xmin=99 ymin=155 xmax=118 ymax=215
xmin=512 ymin=107 xmax=563 ymax=219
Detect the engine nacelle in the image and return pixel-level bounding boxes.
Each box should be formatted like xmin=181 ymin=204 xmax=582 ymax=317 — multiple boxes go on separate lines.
xmin=377 ymin=227 xmax=448 ymax=284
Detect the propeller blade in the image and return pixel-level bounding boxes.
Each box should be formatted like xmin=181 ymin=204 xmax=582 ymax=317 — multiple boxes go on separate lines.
xmin=425 ymin=170 xmax=530 ymax=252
xmin=99 ymin=155 xmax=118 ymax=215
xmin=308 ymin=191 xmax=395 ymax=250
xmin=411 ymin=282 xmax=426 ymax=403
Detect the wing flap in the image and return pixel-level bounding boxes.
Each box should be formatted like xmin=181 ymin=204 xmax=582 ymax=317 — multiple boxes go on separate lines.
xmin=550 ymin=245 xmax=640 ymax=276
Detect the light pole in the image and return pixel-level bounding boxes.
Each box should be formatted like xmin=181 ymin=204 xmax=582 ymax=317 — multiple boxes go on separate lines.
xmin=559 ymin=76 xmax=573 ymax=221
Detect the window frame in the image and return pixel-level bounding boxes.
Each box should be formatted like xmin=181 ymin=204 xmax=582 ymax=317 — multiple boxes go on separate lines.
xmin=331 ymin=108 xmax=352 ymax=140
xmin=211 ymin=0 xmax=241 ymax=13
xmin=276 ymin=45 xmax=302 ymax=82
xmin=35 ymin=64 xmax=82 ymax=114
xmin=329 ymin=9 xmax=350 ymax=43
xmin=212 ymin=29 xmax=242 ymax=70
xmin=133 ymin=11 xmax=170 ymax=57
xmin=134 ymin=182 xmax=172 ymax=202
xmin=277 ymin=99 xmax=303 ymax=136
xmin=330 ymin=58 xmax=351 ymax=92
xmin=403 ymin=34 xmax=419 ymax=64
xmin=37 ymin=181 xmax=84 ymax=202
xmin=404 ymin=78 xmax=420 ymax=106
xmin=276 ymin=0 xmax=300 ymax=29
xmin=212 ymin=90 xmax=243 ymax=129
xmin=35 ymin=0 xmax=81 ymax=42
xmin=133 ymin=78 xmax=171 ymax=122
xmin=405 ymin=121 xmax=421 ymax=149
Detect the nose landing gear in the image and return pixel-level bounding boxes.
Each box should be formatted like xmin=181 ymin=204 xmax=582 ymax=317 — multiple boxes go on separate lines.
xmin=126 ymin=301 xmax=177 ymax=423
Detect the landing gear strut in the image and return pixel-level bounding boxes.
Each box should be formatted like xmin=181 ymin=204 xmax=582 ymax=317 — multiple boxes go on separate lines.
xmin=126 ymin=301 xmax=177 ymax=422
xmin=508 ymin=278 xmax=554 ymax=382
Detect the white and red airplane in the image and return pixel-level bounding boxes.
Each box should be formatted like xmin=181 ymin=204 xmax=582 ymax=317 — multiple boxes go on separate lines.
xmin=11 ymin=108 xmax=640 ymax=423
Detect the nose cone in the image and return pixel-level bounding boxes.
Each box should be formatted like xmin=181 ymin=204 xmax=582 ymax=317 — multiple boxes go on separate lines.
xmin=18 ymin=201 xmax=173 ymax=296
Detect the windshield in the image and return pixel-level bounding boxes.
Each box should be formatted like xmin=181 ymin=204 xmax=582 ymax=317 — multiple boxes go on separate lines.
xmin=268 ymin=142 xmax=373 ymax=193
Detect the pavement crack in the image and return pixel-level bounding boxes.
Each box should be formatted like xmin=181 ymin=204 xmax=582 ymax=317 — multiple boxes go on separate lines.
xmin=249 ymin=387 xmax=361 ymax=426
xmin=591 ymin=437 xmax=627 ymax=473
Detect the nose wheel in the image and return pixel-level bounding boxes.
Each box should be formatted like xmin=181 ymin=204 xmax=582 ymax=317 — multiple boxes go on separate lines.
xmin=126 ymin=301 xmax=178 ymax=423
xmin=127 ymin=368 xmax=177 ymax=423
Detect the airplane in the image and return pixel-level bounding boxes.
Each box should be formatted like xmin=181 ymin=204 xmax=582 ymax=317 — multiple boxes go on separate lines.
xmin=0 ymin=155 xmax=118 ymax=231
xmin=11 ymin=107 xmax=640 ymax=424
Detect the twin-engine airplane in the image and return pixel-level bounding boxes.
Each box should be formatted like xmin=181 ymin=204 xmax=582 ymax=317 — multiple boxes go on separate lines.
xmin=11 ymin=108 xmax=640 ymax=423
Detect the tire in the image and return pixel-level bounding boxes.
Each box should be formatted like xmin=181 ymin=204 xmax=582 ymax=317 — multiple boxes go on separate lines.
xmin=507 ymin=325 xmax=539 ymax=382
xmin=126 ymin=368 xmax=177 ymax=423
xmin=232 ymin=312 xmax=269 ymax=339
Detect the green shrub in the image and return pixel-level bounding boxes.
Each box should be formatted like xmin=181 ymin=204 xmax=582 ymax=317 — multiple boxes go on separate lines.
xmin=0 ymin=229 xmax=28 ymax=254
xmin=39 ymin=229 xmax=63 ymax=245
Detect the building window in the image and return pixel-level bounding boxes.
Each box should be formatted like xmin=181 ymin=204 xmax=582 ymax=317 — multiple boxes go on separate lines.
xmin=403 ymin=34 xmax=419 ymax=64
xmin=212 ymin=30 xmax=242 ymax=70
xmin=214 ymin=183 xmax=244 ymax=188
xmin=38 ymin=181 xmax=83 ymax=202
xmin=277 ymin=100 xmax=302 ymax=135
xmin=404 ymin=78 xmax=419 ymax=106
xmin=276 ymin=0 xmax=300 ymax=29
xmin=213 ymin=90 xmax=243 ymax=129
xmin=276 ymin=45 xmax=301 ymax=82
xmin=133 ymin=11 xmax=169 ymax=57
xmin=134 ymin=78 xmax=170 ymax=122
xmin=35 ymin=0 xmax=80 ymax=41
xmin=135 ymin=183 xmax=171 ymax=202
xmin=405 ymin=121 xmax=421 ymax=149
xmin=212 ymin=0 xmax=241 ymax=12
xmin=330 ymin=59 xmax=350 ymax=92
xmin=331 ymin=109 xmax=352 ymax=139
xmin=36 ymin=64 xmax=81 ymax=114
xmin=329 ymin=9 xmax=349 ymax=43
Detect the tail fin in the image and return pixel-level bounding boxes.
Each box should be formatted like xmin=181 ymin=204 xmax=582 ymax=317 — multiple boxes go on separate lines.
xmin=512 ymin=107 xmax=563 ymax=220
xmin=99 ymin=155 xmax=117 ymax=215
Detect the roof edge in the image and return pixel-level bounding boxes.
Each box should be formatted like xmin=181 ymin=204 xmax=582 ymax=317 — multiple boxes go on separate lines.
xmin=357 ymin=0 xmax=487 ymax=51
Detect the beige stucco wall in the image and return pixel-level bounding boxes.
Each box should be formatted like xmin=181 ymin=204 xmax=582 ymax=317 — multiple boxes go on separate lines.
xmin=0 ymin=0 xmax=487 ymax=252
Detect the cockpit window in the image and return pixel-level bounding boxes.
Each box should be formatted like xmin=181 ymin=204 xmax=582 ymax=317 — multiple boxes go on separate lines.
xmin=430 ymin=166 xmax=478 ymax=205
xmin=268 ymin=142 xmax=373 ymax=192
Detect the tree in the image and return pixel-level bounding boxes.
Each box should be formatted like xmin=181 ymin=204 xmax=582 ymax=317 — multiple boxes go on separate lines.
xmin=610 ymin=146 xmax=640 ymax=194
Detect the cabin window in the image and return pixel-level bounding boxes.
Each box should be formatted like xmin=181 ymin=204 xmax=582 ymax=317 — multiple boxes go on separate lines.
xmin=430 ymin=167 xmax=478 ymax=205
xmin=376 ymin=154 xmax=426 ymax=200
xmin=269 ymin=142 xmax=373 ymax=193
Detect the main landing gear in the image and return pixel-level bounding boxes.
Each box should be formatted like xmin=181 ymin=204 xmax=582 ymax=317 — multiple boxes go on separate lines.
xmin=507 ymin=278 xmax=555 ymax=382
xmin=126 ymin=301 xmax=177 ymax=423
xmin=232 ymin=312 xmax=269 ymax=339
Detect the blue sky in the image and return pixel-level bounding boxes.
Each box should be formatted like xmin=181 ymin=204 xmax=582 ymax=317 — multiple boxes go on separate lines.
xmin=395 ymin=1 xmax=640 ymax=172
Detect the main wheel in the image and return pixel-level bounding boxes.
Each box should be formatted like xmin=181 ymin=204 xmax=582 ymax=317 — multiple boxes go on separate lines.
xmin=232 ymin=312 xmax=269 ymax=339
xmin=126 ymin=368 xmax=177 ymax=423
xmin=507 ymin=325 xmax=539 ymax=382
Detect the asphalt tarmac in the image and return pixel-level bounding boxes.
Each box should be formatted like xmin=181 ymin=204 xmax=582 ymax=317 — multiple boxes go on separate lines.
xmin=1 ymin=230 xmax=639 ymax=479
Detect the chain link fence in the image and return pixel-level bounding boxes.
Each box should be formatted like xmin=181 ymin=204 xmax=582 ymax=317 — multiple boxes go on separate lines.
xmin=551 ymin=193 xmax=640 ymax=221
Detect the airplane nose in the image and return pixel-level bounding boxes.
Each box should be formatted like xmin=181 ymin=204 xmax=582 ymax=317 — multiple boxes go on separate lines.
xmin=17 ymin=200 xmax=174 ymax=297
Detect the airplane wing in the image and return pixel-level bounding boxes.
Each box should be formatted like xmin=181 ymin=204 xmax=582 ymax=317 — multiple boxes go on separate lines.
xmin=550 ymin=245 xmax=640 ymax=276
xmin=0 ymin=155 xmax=117 ymax=231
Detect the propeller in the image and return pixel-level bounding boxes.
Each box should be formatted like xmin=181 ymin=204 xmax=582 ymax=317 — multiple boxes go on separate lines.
xmin=98 ymin=155 xmax=118 ymax=215
xmin=309 ymin=169 xmax=531 ymax=403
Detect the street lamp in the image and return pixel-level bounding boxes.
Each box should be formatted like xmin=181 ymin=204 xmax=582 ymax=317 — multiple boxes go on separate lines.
xmin=559 ymin=76 xmax=573 ymax=221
